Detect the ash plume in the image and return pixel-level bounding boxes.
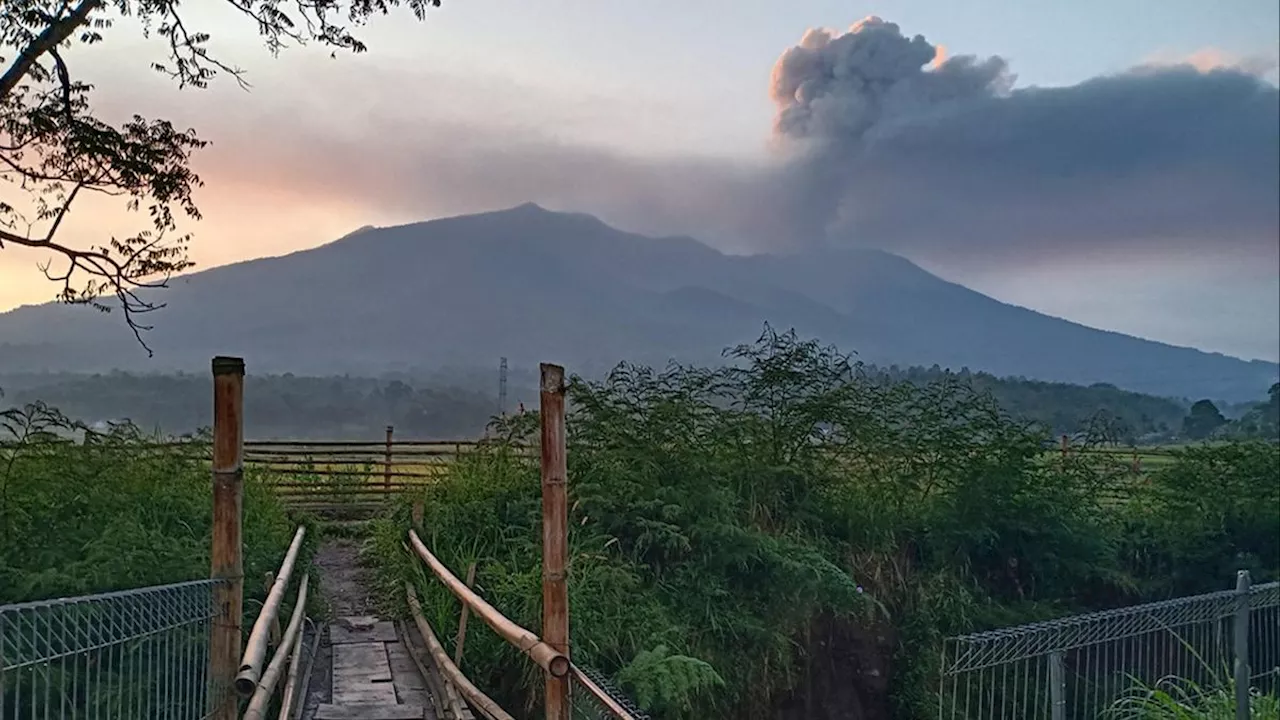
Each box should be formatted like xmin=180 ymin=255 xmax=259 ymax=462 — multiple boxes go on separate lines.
xmin=758 ymin=17 xmax=1280 ymax=262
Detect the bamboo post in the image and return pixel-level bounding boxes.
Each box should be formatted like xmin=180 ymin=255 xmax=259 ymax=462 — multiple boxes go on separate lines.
xmin=210 ymin=356 xmax=245 ymax=720
xmin=411 ymin=500 xmax=425 ymax=532
xmin=540 ymin=363 xmax=570 ymax=720
xmin=454 ymin=562 xmax=478 ymax=667
xmin=264 ymin=571 xmax=282 ymax=649
xmin=385 ymin=425 xmax=394 ymax=490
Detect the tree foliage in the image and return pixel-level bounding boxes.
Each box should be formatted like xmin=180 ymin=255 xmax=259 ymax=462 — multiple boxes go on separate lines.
xmin=0 ymin=0 xmax=438 ymax=349
xmin=1182 ymin=399 xmax=1227 ymax=440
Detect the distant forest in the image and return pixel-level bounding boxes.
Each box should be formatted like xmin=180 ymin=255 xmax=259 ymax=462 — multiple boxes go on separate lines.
xmin=0 ymin=362 xmax=1227 ymax=443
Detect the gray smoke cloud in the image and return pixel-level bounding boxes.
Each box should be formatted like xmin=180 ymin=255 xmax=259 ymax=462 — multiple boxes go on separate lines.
xmin=759 ymin=17 xmax=1280 ymax=263
xmin=168 ymin=16 xmax=1279 ymax=269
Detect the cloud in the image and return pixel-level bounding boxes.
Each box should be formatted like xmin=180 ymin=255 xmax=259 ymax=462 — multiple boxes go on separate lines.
xmin=76 ymin=16 xmax=1280 ymax=269
xmin=1143 ymin=47 xmax=1280 ymax=80
xmin=763 ymin=17 xmax=1280 ymax=264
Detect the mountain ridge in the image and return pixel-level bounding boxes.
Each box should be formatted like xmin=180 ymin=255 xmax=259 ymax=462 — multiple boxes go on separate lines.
xmin=0 ymin=203 xmax=1275 ymax=401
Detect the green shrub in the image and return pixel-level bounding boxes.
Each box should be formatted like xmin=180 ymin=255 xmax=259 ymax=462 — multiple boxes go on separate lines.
xmin=0 ymin=401 xmax=296 ymax=604
xmin=1118 ymin=441 xmax=1280 ymax=597
xmin=354 ymin=329 xmax=1278 ymax=719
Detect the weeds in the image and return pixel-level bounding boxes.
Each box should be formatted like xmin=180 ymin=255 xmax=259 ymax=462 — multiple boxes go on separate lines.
xmin=0 ymin=400 xmax=298 ymax=604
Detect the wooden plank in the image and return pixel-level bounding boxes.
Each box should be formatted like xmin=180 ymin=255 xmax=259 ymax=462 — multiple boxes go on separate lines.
xmin=386 ymin=643 xmax=427 ymax=691
xmin=396 ymin=689 xmax=431 ymax=708
xmin=333 ymin=642 xmax=398 ymax=705
xmin=331 ymin=618 xmax=400 ymax=645
xmin=314 ymin=703 xmax=425 ymax=720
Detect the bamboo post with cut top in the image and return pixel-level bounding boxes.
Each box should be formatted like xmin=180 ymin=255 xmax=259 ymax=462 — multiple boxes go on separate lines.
xmin=540 ymin=363 xmax=571 ymax=720
xmin=210 ymin=356 xmax=246 ymax=720
xmin=264 ymin=571 xmax=282 ymax=649
xmin=385 ymin=425 xmax=394 ymax=490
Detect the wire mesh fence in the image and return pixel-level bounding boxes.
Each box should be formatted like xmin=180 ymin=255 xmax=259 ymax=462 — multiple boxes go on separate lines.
xmin=939 ymin=574 xmax=1280 ymax=719
xmin=570 ymin=663 xmax=650 ymax=720
xmin=0 ymin=579 xmax=226 ymax=720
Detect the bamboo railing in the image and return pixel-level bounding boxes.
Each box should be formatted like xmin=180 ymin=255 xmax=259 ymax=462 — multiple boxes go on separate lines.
xmin=405 ymin=582 xmax=513 ymax=720
xmin=242 ymin=574 xmax=310 ymax=720
xmin=407 ymin=529 xmax=569 ymax=678
xmin=406 ymin=531 xmax=642 ymax=720
xmin=236 ymin=526 xmax=307 ymax=695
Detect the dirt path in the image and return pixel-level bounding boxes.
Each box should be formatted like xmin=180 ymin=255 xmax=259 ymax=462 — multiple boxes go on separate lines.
xmin=312 ymin=538 xmax=377 ymax=616
xmin=301 ymin=537 xmax=378 ymax=720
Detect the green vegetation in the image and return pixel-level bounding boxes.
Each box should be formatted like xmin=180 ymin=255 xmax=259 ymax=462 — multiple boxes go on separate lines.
xmin=0 ymin=359 xmax=1194 ymax=442
xmin=0 ymin=400 xmax=297 ymax=603
xmin=365 ymin=330 xmax=1279 ymax=719
xmin=1182 ymin=399 xmax=1228 ymax=440
xmin=869 ymin=365 xmax=1189 ymax=441
xmin=1218 ymin=382 xmax=1280 ymax=441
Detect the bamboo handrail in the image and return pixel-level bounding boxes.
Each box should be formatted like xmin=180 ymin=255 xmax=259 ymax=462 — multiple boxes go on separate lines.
xmin=236 ymin=526 xmax=307 ymax=695
xmin=407 ymin=529 xmax=569 ymax=678
xmin=275 ymin=615 xmax=308 ymax=720
xmin=405 ymin=582 xmax=511 ymax=720
xmin=242 ymin=574 xmax=310 ymax=720
xmin=570 ymin=665 xmax=640 ymax=720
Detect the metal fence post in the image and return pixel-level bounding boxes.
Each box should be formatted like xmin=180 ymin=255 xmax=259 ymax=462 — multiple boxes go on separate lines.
xmin=1234 ymin=569 xmax=1251 ymax=720
xmin=1049 ymin=650 xmax=1066 ymax=720
xmin=210 ymin=356 xmax=245 ymax=720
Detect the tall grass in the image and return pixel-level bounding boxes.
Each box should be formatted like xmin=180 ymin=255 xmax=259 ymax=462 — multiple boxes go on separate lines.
xmin=0 ymin=400 xmax=297 ymax=604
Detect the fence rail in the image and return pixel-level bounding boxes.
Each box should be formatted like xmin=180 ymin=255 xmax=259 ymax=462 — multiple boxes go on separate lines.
xmin=939 ymin=573 xmax=1280 ymax=719
xmin=0 ymin=579 xmax=227 ymax=720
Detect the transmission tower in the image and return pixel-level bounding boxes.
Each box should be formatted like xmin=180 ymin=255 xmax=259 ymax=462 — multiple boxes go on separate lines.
xmin=498 ymin=357 xmax=509 ymax=416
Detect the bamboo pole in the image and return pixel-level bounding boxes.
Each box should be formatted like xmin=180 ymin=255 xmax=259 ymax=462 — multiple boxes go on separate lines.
xmin=264 ymin=571 xmax=282 ymax=649
xmin=406 ymin=582 xmax=514 ymax=720
xmin=454 ymin=562 xmax=478 ymax=668
xmin=237 ymin=525 xmax=307 ymax=695
xmin=385 ymin=425 xmax=394 ymax=490
xmin=407 ymin=530 xmax=569 ymax=677
xmin=210 ymin=356 xmax=245 ymax=720
xmin=275 ymin=613 xmax=307 ymax=720
xmin=540 ymin=363 xmax=571 ymax=720
xmin=243 ymin=574 xmax=311 ymax=720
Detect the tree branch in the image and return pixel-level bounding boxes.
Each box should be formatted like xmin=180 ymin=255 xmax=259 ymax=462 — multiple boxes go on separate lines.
xmin=0 ymin=0 xmax=100 ymax=102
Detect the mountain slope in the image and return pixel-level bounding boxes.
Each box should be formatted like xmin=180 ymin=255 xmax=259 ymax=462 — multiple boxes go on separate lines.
xmin=0 ymin=203 xmax=1274 ymax=401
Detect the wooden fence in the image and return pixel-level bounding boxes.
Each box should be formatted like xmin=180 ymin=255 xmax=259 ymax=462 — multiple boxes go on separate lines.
xmin=242 ymin=430 xmax=534 ymax=512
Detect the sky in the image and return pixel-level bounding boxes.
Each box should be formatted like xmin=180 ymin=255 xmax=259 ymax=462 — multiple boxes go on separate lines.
xmin=1 ymin=0 xmax=1278 ymax=361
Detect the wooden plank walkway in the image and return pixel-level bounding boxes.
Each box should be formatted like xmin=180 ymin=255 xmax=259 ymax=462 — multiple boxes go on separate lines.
xmin=314 ymin=616 xmax=430 ymax=720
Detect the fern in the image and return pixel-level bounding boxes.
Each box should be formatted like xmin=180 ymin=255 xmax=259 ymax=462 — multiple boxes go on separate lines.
xmin=617 ymin=645 xmax=725 ymax=714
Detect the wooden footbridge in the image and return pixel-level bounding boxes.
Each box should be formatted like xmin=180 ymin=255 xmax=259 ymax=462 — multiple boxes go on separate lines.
xmin=0 ymin=357 xmax=646 ymax=720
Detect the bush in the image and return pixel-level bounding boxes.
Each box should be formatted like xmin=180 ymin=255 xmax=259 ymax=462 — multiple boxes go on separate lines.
xmin=1117 ymin=441 xmax=1280 ymax=597
xmin=366 ymin=329 xmax=1163 ymax=718
xmin=0 ymin=400 xmax=296 ymax=603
